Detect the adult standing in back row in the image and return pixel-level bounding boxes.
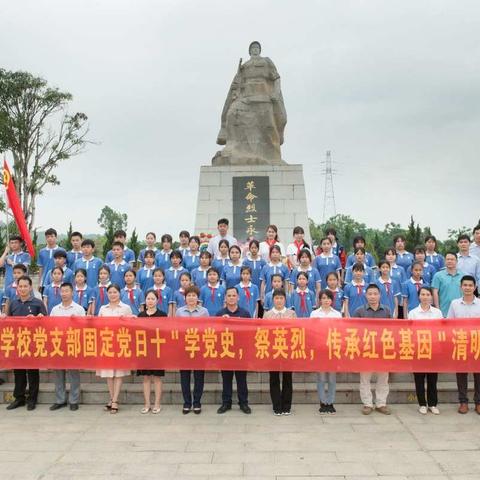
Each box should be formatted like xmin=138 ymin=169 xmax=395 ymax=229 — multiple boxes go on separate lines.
xmin=207 ymin=218 xmax=237 ymax=258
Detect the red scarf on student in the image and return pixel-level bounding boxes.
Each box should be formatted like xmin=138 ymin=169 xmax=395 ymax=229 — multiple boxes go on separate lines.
xmin=266 ymin=238 xmax=276 ymax=248
xmin=299 ymin=291 xmax=307 ymax=313
xmin=243 ymin=286 xmax=251 ymax=302
xmin=294 ymin=240 xmax=304 ymax=256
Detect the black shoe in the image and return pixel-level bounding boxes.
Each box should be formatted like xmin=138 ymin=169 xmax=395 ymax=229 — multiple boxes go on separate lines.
xmin=240 ymin=404 xmax=251 ymax=414
xmin=69 ymin=404 xmax=79 ymax=411
xmin=27 ymin=402 xmax=36 ymax=411
xmin=182 ymin=407 xmax=191 ymax=414
xmin=6 ymin=399 xmax=25 ymax=410
xmin=50 ymin=402 xmax=68 ymax=411
xmin=328 ymin=404 xmax=336 ymax=415
xmin=319 ymin=403 xmax=328 ymax=415
xmin=217 ymin=404 xmax=232 ymax=414
xmin=0 ymin=378 xmax=5 ymax=385
xmin=193 ymin=407 xmax=201 ymax=415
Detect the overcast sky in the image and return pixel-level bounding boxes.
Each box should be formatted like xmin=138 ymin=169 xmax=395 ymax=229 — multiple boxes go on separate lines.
xmin=1 ymin=0 xmax=478 ymax=240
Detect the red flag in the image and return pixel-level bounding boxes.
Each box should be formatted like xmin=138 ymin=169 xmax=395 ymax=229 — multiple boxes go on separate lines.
xmin=3 ymin=160 xmax=35 ymax=258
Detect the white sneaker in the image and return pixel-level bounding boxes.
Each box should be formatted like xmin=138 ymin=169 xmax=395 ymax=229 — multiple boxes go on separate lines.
xmin=429 ymin=406 xmax=440 ymax=415
xmin=418 ymin=406 xmax=428 ymax=415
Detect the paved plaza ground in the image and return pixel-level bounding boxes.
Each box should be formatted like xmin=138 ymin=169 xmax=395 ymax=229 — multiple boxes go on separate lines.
xmin=1 ymin=403 xmax=480 ymax=480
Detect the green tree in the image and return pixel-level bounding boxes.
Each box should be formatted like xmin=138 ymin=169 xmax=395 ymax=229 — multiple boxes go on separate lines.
xmin=0 ymin=69 xmax=90 ymax=230
xmin=127 ymin=228 xmax=140 ymax=259
xmin=60 ymin=222 xmax=73 ymax=250
xmin=97 ymin=206 xmax=128 ymax=258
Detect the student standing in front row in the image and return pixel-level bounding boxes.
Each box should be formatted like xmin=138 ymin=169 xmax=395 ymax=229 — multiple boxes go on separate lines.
xmin=43 ymin=266 xmax=64 ymax=314
xmin=375 ymin=260 xmax=401 ymax=318
xmin=172 ymin=272 xmax=191 ymax=313
xmin=90 ymin=265 xmax=111 ymax=316
xmin=408 ymin=287 xmax=442 ymax=415
xmin=72 ymin=269 xmax=93 ymax=312
xmin=264 ymin=288 xmax=297 ymax=415
xmin=5 ymin=276 xmax=47 ymax=411
xmin=49 ymin=283 xmax=85 ymax=412
xmin=447 ymin=275 xmax=480 ymax=415
xmin=325 ymin=272 xmax=344 ymax=313
xmin=151 ymin=268 xmax=174 ymax=316
xmin=289 ymin=272 xmax=316 ymax=318
xmin=121 ymin=270 xmax=145 ymax=315
xmin=354 ymin=284 xmax=392 ymax=415
xmin=263 ymin=274 xmax=289 ymax=311
xmin=311 ymin=290 xmax=341 ymax=414
xmin=216 ymin=287 xmax=252 ymax=415
xmin=402 ymin=261 xmax=426 ymax=317
xmin=176 ymin=285 xmax=209 ymax=414
xmin=343 ymin=263 xmax=368 ymax=317
xmin=137 ymin=290 xmax=166 ymax=414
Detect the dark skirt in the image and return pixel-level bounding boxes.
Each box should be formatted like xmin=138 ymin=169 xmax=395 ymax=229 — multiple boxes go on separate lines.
xmin=136 ymin=370 xmax=165 ymax=377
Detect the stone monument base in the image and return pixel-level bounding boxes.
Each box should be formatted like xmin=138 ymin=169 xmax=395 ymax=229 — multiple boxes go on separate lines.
xmin=194 ymin=164 xmax=310 ymax=244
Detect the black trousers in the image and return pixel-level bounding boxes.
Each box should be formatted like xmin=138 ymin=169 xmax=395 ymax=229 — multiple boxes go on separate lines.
xmin=413 ymin=372 xmax=438 ymax=407
xmin=180 ymin=370 xmax=204 ymax=408
xmin=221 ymin=370 xmax=248 ymax=406
xmin=13 ymin=369 xmax=39 ymax=403
xmin=269 ymin=371 xmax=292 ymax=413
xmin=456 ymin=372 xmax=480 ymax=404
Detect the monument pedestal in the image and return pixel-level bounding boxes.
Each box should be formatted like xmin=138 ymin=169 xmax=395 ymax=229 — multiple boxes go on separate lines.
xmin=195 ymin=164 xmax=310 ymax=244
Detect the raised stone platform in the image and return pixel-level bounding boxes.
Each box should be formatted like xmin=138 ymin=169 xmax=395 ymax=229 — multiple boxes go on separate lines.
xmin=0 ymin=371 xmax=466 ymax=405
xmin=195 ymin=164 xmax=310 ymax=244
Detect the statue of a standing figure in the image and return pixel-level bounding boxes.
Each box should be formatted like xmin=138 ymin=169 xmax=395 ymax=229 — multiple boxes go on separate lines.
xmin=213 ymin=41 xmax=287 ymax=166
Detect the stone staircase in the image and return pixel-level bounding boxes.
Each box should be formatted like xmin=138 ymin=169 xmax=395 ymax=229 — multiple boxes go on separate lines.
xmin=0 ymin=370 xmax=465 ymax=405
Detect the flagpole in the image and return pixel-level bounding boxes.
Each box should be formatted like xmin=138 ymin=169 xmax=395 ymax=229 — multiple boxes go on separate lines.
xmin=3 ymin=154 xmax=10 ymax=245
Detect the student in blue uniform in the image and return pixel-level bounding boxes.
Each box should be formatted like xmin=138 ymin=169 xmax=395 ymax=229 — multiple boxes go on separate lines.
xmin=173 ymin=272 xmax=191 ymax=313
xmin=402 ymin=261 xmax=426 ymax=317
xmin=89 ymin=266 xmax=111 ymax=315
xmin=138 ymin=232 xmax=159 ymax=266
xmin=263 ymin=274 xmax=289 ymax=311
xmin=384 ymin=248 xmax=407 ymax=285
xmin=212 ymin=239 xmax=230 ymax=278
xmin=236 ymin=266 xmax=259 ymax=317
xmin=137 ymin=250 xmax=156 ymax=293
xmin=344 ymin=248 xmax=375 ymax=284
xmin=314 ymin=237 xmax=342 ymax=286
xmin=0 ymin=235 xmax=32 ymax=288
xmin=192 ymin=251 xmax=211 ymax=289
xmin=2 ymin=264 xmax=28 ymax=314
xmin=345 ymin=236 xmax=376 ymax=269
xmin=375 ymin=261 xmax=401 ymax=318
xmin=151 ymin=268 xmax=174 ymax=316
xmin=165 ymin=251 xmax=188 ymax=291
xmin=38 ymin=228 xmax=66 ymax=292
xmin=178 ymin=230 xmax=191 ymax=258
xmin=155 ymin=234 xmax=174 ymax=271
xmin=406 ymin=247 xmax=436 ymax=285
xmin=221 ymin=245 xmax=243 ymax=288
xmin=424 ymin=235 xmax=445 ymax=274
xmin=105 ymin=230 xmax=136 ymax=265
xmin=46 ymin=250 xmax=74 ymax=285
xmin=199 ymin=267 xmax=226 ymax=316
xmin=325 ymin=227 xmax=346 ymax=268
xmin=290 ymin=249 xmax=321 ymax=297
xmin=72 ymin=268 xmax=93 ymax=312
xmin=67 ymin=231 xmax=83 ymax=269
xmin=108 ymin=241 xmax=132 ymax=289
xmin=183 ymin=236 xmax=201 ymax=272
xmin=73 ymin=239 xmax=104 ymax=289
xmin=260 ymin=245 xmax=289 ymax=301
xmin=43 ymin=267 xmax=64 ymax=313
xmin=343 ymin=263 xmax=368 ymax=317
xmin=325 ymin=272 xmax=344 ymax=313
xmin=394 ymin=234 xmax=414 ymax=272
xmin=242 ymin=239 xmax=266 ymax=291
xmin=121 ymin=270 xmax=145 ymax=315
xmin=289 ymin=272 xmax=316 ymax=318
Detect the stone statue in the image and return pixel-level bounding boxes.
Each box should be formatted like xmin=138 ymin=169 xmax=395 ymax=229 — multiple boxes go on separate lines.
xmin=212 ymin=41 xmax=287 ymax=166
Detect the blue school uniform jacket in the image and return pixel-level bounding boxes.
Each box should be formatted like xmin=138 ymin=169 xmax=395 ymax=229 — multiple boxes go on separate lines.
xmin=289 ymin=288 xmax=316 ymax=318
xmin=199 ymin=284 xmax=226 ymax=316
xmin=344 ymin=282 xmax=368 ymax=317
xmin=73 ymin=257 xmax=104 ymax=289
xmin=236 ymin=282 xmax=260 ymax=317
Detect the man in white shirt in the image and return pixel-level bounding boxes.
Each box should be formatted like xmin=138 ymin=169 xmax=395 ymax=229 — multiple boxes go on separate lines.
xmin=50 ymin=283 xmax=85 ymax=411
xmin=447 ymin=275 xmax=480 ymax=415
xmin=469 ymin=225 xmax=480 ymax=260
xmin=207 ymin=218 xmax=237 ymax=257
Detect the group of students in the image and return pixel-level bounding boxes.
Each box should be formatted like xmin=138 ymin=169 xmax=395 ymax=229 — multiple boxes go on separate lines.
xmin=1 ymin=219 xmax=480 ymax=417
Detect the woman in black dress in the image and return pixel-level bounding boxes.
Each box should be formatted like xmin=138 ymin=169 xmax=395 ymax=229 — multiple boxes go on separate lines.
xmin=137 ymin=290 xmax=166 ymax=414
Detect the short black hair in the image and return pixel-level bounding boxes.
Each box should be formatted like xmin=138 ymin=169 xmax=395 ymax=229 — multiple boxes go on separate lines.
xmin=325 ymin=227 xmax=337 ymax=237
xmin=217 ymin=218 xmax=229 ymax=226
xmin=70 ymin=231 xmax=83 ymax=239
xmin=207 ymin=267 xmax=220 ymax=277
xmin=112 ymin=241 xmax=124 ymax=249
xmin=366 ymin=284 xmax=380 ymax=293
xmin=179 ymin=230 xmax=190 ymax=238
xmin=353 ymin=235 xmax=366 ymax=247
xmin=461 ymin=275 xmax=477 ymax=286
xmin=45 ymin=228 xmax=57 ymax=237
xmin=473 ymin=224 xmax=480 ymax=235
xmin=13 ymin=263 xmax=27 ymax=273
xmin=9 ymin=235 xmax=23 ymax=243
xmin=170 ymin=250 xmax=183 ymax=260
xmin=53 ymin=250 xmax=67 ymax=259
xmin=17 ymin=275 xmax=32 ymax=286
xmin=445 ymin=251 xmax=458 ymax=260
xmin=81 ymin=239 xmax=95 ymax=248
xmin=225 ymin=286 xmax=238 ymax=294
xmin=161 ymin=234 xmax=173 ymax=244
xmin=107 ymin=283 xmax=121 ymax=293
xmin=113 ymin=230 xmax=127 ymax=239
xmin=457 ymin=234 xmax=471 ymax=243
xmin=352 ymin=262 xmax=365 ymax=272
xmin=319 ymin=289 xmax=334 ymax=302
xmin=272 ymin=288 xmax=286 ymax=299
xmin=60 ymin=282 xmax=74 ymax=290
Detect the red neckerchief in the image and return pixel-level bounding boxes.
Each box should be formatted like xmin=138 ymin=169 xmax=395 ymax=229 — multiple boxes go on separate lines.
xmin=243 ymin=286 xmax=251 ymax=301
xmin=294 ymin=240 xmax=304 ymax=256
xmin=77 ymin=289 xmax=84 ymax=305
xmin=385 ymin=282 xmax=391 ymax=295
xmin=266 ymin=238 xmax=276 ymax=248
xmin=156 ymin=288 xmax=163 ymax=305
xmin=299 ymin=290 xmax=307 ymax=312
xmin=99 ymin=286 xmax=106 ymax=303
xmin=210 ymin=286 xmax=216 ymax=302
xmin=127 ymin=288 xmax=135 ymax=304
xmin=415 ymin=281 xmax=421 ymax=292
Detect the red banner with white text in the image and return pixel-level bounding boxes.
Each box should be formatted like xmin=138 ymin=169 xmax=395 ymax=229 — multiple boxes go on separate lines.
xmin=1 ymin=316 xmax=479 ymax=371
